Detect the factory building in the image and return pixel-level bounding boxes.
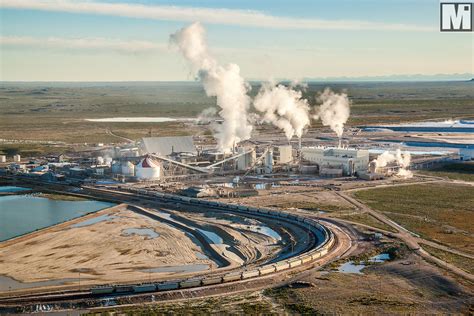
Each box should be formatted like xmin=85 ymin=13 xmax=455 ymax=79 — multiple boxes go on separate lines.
xmin=135 ymin=156 xmax=161 ymax=180
xmin=301 ymin=147 xmax=369 ymax=176
xmin=460 ymin=147 xmax=474 ymax=161
xmin=139 ymin=136 xmax=196 ymax=156
xmin=236 ymin=147 xmax=256 ymax=170
xmin=273 ymin=145 xmax=293 ymax=164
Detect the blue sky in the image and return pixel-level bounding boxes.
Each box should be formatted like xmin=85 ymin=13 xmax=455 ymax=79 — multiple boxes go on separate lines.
xmin=0 ymin=0 xmax=472 ymax=81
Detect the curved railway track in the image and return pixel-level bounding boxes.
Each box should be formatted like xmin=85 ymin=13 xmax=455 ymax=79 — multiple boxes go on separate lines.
xmin=0 ymin=184 xmax=346 ymax=312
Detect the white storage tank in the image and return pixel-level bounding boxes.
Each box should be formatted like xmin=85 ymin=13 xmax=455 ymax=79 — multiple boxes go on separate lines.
xmin=121 ymin=161 xmax=135 ymax=176
xmin=136 ymin=156 xmax=161 ymax=180
xmin=264 ymin=149 xmax=273 ymax=174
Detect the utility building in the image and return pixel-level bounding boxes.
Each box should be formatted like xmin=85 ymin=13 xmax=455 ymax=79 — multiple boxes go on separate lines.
xmin=301 ymin=147 xmax=369 ymax=176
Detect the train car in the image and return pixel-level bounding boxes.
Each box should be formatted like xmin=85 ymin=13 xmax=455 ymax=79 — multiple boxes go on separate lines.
xmin=179 ymin=278 xmax=202 ymax=289
xmin=274 ymin=261 xmax=290 ymax=271
xmin=222 ymin=272 xmax=242 ymax=282
xmin=258 ymin=264 xmax=276 ymax=275
xmin=287 ymin=214 xmax=298 ymax=221
xmin=241 ymin=270 xmax=260 ymax=279
xmin=91 ymin=285 xmax=114 ymax=295
xmin=256 ymin=208 xmax=269 ymax=214
xmin=133 ymin=283 xmax=157 ymax=293
xmin=311 ymin=252 xmax=321 ymax=260
xmin=300 ymin=254 xmax=313 ymax=264
xmin=287 ymin=258 xmax=302 ymax=268
xmin=180 ymin=197 xmax=192 ymax=203
xmin=157 ymin=281 xmax=179 ymax=291
xmin=201 ymin=276 xmax=223 ymax=286
xmin=237 ymin=205 xmax=249 ymax=212
xmin=115 ymin=285 xmax=134 ymax=293
xmin=296 ymin=216 xmax=305 ymax=223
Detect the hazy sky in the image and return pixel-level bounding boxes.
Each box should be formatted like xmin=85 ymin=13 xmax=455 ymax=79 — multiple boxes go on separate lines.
xmin=0 ymin=0 xmax=472 ymax=81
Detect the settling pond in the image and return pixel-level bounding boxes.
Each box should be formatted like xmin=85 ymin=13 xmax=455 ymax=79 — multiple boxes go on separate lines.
xmin=0 ymin=189 xmax=115 ymax=242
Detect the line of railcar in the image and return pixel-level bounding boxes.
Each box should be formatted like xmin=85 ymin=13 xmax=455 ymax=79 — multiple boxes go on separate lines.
xmin=90 ymin=188 xmax=335 ymax=296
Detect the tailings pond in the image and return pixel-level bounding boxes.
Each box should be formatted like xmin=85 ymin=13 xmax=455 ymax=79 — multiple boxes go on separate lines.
xmin=0 ymin=191 xmax=115 ymax=242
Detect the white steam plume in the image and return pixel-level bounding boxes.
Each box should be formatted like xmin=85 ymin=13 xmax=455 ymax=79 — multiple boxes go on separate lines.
xmin=196 ymin=107 xmax=217 ymax=124
xmin=373 ymin=149 xmax=412 ymax=178
xmin=314 ymin=88 xmax=350 ymax=145
xmin=170 ymin=22 xmax=252 ymax=152
xmin=253 ymin=83 xmax=311 ymax=140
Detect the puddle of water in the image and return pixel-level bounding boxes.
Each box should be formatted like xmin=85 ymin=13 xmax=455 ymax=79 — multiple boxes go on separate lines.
xmin=0 ymin=275 xmax=82 ymax=291
xmin=71 ymin=214 xmax=116 ymax=228
xmin=370 ymin=253 xmax=390 ymax=263
xmin=141 ymin=263 xmax=209 ymax=274
xmin=244 ymin=225 xmax=281 ymax=241
xmin=122 ymin=228 xmax=159 ymax=239
xmin=0 ymin=186 xmax=31 ymax=193
xmin=196 ymin=228 xmax=223 ymax=244
xmin=337 ymin=253 xmax=391 ymax=274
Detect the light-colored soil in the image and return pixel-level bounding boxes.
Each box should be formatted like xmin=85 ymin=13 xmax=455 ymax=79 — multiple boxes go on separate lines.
xmin=0 ymin=205 xmax=213 ymax=285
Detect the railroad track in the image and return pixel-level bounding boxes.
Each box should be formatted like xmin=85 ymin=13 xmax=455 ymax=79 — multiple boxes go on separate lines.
xmin=0 ymin=183 xmax=341 ymax=312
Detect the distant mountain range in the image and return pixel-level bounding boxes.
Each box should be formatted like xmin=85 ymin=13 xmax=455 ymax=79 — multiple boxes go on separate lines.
xmin=300 ymin=73 xmax=474 ymax=82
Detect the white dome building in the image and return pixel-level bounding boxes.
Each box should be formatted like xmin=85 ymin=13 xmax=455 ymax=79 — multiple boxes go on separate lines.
xmin=135 ymin=156 xmax=161 ymax=180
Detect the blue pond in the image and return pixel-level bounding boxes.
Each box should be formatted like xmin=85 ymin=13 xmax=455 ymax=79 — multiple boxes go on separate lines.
xmin=0 ymin=186 xmax=31 ymax=193
xmin=0 ymin=193 xmax=115 ymax=242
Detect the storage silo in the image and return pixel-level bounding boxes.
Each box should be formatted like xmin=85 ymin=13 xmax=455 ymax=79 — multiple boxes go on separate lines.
xmin=136 ymin=156 xmax=161 ymax=180
xmin=121 ymin=161 xmax=135 ymax=177
xmin=264 ymin=149 xmax=273 ymax=174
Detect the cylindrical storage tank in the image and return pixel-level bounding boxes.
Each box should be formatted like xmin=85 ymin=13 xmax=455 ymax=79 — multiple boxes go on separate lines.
xmin=121 ymin=161 xmax=135 ymax=176
xmin=136 ymin=156 xmax=161 ymax=180
xmin=264 ymin=149 xmax=273 ymax=174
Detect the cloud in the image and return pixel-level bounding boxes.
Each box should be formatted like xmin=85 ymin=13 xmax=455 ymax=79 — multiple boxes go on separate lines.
xmin=0 ymin=36 xmax=164 ymax=53
xmin=0 ymin=0 xmax=432 ymax=32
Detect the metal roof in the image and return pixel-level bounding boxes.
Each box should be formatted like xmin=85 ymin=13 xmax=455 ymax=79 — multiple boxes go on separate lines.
xmin=140 ymin=136 xmax=196 ymax=156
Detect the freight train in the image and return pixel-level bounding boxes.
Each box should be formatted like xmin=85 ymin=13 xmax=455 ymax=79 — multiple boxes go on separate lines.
xmin=90 ymin=187 xmax=335 ymax=296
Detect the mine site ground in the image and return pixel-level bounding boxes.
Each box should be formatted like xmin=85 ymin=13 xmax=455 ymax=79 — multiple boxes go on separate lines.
xmin=0 ymin=81 xmax=473 ymax=314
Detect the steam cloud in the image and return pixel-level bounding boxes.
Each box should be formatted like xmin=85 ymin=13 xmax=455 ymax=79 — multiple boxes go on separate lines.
xmin=253 ymin=83 xmax=311 ymax=140
xmin=196 ymin=107 xmax=218 ymax=124
xmin=170 ymin=22 xmax=252 ymax=152
xmin=374 ymin=149 xmax=412 ymax=178
xmin=314 ymin=88 xmax=350 ymax=143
